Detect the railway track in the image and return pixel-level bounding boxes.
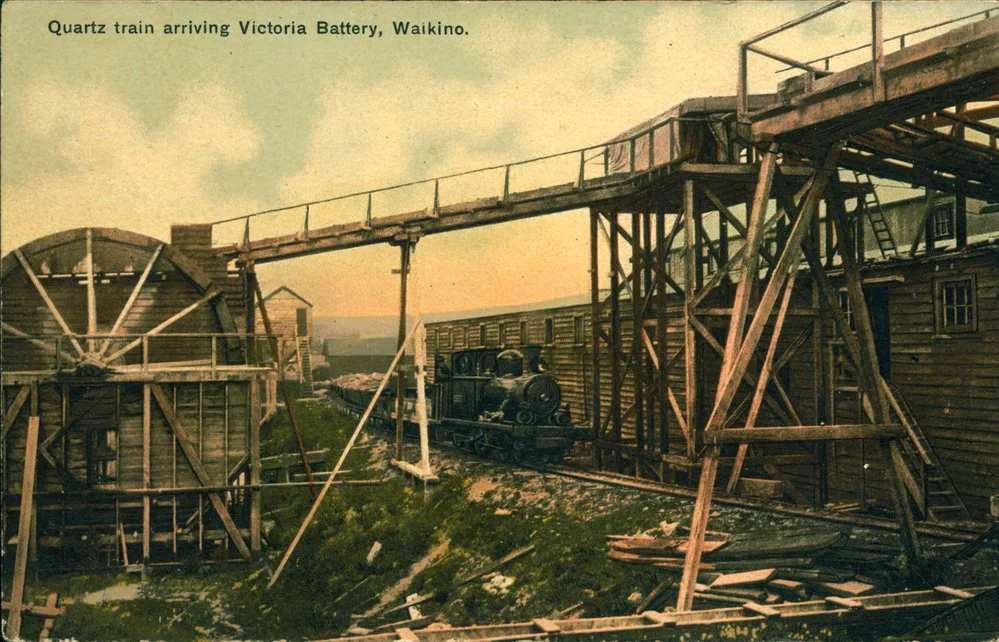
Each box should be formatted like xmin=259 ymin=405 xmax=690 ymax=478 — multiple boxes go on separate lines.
xmin=328 ymin=396 xmax=992 ymax=544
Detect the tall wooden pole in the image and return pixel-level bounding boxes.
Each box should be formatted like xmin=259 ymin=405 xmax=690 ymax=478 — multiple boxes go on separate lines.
xmin=631 ymin=212 xmax=645 ymax=474
xmin=682 ymin=181 xmax=699 ymax=461
xmin=395 ymin=240 xmax=412 ymax=461
xmin=590 ymin=209 xmax=603 ymax=469
xmin=247 ymin=261 xmax=317 ymax=497
xmin=609 ymin=212 xmax=622 ymax=471
xmin=6 ymin=416 xmax=40 ymax=640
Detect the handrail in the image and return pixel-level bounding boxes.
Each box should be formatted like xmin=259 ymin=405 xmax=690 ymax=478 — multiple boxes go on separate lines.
xmin=775 ymin=8 xmax=995 ymax=74
xmin=209 ymin=114 xmax=730 ymax=241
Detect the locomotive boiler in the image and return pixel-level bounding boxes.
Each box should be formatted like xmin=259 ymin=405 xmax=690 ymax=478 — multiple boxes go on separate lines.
xmin=330 ymin=345 xmax=591 ymax=463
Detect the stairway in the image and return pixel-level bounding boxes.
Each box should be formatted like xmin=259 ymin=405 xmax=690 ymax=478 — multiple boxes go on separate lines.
xmin=296 ymin=337 xmax=315 ymax=397
xmin=885 ymin=382 xmax=971 ymax=522
xmin=853 ymin=172 xmax=898 ymax=259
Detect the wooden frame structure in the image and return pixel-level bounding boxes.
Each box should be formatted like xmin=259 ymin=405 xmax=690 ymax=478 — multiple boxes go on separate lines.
xmin=1 ymin=229 xmax=269 ymax=575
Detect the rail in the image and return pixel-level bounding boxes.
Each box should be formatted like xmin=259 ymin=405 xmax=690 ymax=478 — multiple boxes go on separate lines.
xmin=1 ymin=332 xmax=293 ymax=377
xmin=737 ymin=1 xmax=996 ymax=120
xmin=209 ymin=115 xmax=728 ymax=251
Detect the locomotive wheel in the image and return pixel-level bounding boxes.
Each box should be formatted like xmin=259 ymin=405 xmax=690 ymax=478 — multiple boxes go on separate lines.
xmin=472 ymin=431 xmax=489 ymax=458
xmin=510 ymin=440 xmax=526 ymax=464
xmin=496 ymin=436 xmax=514 ymax=463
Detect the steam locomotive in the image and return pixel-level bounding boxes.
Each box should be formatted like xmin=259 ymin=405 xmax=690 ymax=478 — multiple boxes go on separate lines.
xmin=329 ymin=346 xmax=592 ymax=463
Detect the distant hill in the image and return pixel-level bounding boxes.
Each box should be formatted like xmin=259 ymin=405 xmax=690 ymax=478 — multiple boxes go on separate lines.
xmin=315 ymin=291 xmax=595 ymax=355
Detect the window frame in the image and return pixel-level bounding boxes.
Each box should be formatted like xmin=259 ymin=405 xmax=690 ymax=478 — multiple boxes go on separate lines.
xmin=930 ymin=202 xmax=955 ymax=241
xmin=934 ymin=274 xmax=977 ymax=334
xmin=479 ymin=323 xmax=487 ymax=346
xmin=498 ymin=322 xmax=506 ymax=347
xmin=572 ymin=315 xmax=585 ymax=346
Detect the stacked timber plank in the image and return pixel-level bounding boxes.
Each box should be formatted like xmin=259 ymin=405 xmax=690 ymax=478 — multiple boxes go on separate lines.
xmin=607 ymin=523 xmax=906 ymax=608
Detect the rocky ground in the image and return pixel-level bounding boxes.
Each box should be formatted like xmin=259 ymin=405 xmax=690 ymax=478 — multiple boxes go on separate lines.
xmin=13 ymin=399 xmax=999 ymax=641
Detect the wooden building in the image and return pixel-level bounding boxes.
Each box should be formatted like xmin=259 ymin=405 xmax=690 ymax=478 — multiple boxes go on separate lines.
xmin=1 ymin=227 xmax=267 ymax=567
xmin=427 ymin=233 xmax=999 ymax=520
xmin=255 ymin=286 xmax=315 ymax=394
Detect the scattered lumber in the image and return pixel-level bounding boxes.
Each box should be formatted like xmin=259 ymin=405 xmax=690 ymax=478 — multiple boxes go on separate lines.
xmin=634 ymin=578 xmax=673 ymax=614
xmin=606 ymin=522 xmax=907 ymax=611
xmin=710 ymin=569 xmax=777 ymax=589
xmin=456 ymin=544 xmax=535 ymax=586
xmin=820 ymin=580 xmax=875 ymax=597
xmin=709 ymin=530 xmax=844 ymax=559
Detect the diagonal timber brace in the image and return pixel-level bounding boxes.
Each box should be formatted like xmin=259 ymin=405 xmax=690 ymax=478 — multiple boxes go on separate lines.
xmin=149 ymin=384 xmax=252 ymax=561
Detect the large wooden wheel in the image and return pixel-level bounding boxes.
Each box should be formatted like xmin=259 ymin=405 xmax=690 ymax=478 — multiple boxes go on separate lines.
xmin=1 ymin=228 xmax=238 ymax=372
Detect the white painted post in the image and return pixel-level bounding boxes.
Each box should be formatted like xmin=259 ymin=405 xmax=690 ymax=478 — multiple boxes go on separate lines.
xmin=415 ymin=321 xmax=430 ymax=472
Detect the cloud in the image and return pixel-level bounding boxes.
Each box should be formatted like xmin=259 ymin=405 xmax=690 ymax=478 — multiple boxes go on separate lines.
xmin=1 ymin=78 xmax=265 ymax=252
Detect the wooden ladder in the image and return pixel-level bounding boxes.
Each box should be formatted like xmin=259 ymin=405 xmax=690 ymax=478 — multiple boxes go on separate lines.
xmin=853 ymin=171 xmax=898 ymax=259
xmin=296 ymin=337 xmax=315 ymax=397
xmin=885 ymin=382 xmax=971 ymax=522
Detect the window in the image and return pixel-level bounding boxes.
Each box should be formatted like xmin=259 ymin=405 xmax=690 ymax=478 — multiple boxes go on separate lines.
xmin=429 ymin=330 xmax=437 ymax=349
xmin=459 ymin=327 xmax=467 ymax=348
xmin=703 ymin=243 xmax=717 ymax=276
xmin=931 ymin=203 xmax=955 ymax=241
xmin=544 ymin=318 xmax=554 ymax=344
xmin=936 ymin=276 xmax=976 ymax=332
xmin=90 ymin=428 xmax=118 ymax=487
xmin=498 ymin=322 xmax=506 ymax=346
xmin=520 ymin=320 xmax=528 ymax=344
xmin=838 ymin=290 xmax=855 ymax=331
xmin=479 ymin=323 xmax=486 ymax=346
xmin=440 ymin=330 xmax=451 ymax=348
xmin=573 ymin=316 xmax=585 ymax=345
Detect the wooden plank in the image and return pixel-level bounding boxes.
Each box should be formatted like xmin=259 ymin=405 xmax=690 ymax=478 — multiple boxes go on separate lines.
xmin=709 ymin=424 xmax=904 ymax=444
xmin=1 ymin=602 xmax=65 ymax=619
xmin=533 ymin=618 xmax=560 ymax=633
xmin=149 ymin=384 xmax=252 ymax=560
xmin=38 ymin=593 xmax=59 ymax=641
xmin=13 ymin=250 xmax=85 ymax=357
xmin=821 ymin=581 xmax=875 ymax=597
xmin=143 ymin=384 xmax=151 ymax=562
xmin=742 ymin=601 xmax=780 ymax=618
xmin=1 ymin=385 xmax=30 ymax=439
xmin=710 ymin=569 xmax=777 ymax=589
xmin=5 ymin=416 xmax=40 ymax=640
xmin=934 ymin=585 xmax=975 ymax=600
xmin=249 ymin=380 xmax=261 ymax=556
xmin=825 ymin=596 xmax=862 ymax=609
xmin=96 ymin=243 xmax=164 ymax=360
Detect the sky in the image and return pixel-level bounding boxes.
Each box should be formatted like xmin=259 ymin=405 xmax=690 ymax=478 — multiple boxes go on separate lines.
xmin=3 ymin=0 xmax=995 ymax=317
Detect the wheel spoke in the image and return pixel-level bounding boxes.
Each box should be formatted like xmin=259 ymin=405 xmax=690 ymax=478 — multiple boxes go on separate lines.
xmin=86 ymin=228 xmax=97 ymax=353
xmin=14 ymin=250 xmax=85 ymax=356
xmin=95 ymin=243 xmax=164 ymax=361
xmin=104 ymin=289 xmax=220 ymax=364
xmin=1 ymin=321 xmax=79 ymax=366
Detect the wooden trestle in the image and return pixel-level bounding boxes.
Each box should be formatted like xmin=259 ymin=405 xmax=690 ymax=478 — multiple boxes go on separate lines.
xmin=327 ymin=585 xmax=996 ymax=642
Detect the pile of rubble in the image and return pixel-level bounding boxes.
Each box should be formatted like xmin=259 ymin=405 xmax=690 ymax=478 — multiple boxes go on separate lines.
xmin=607 ymin=521 xmax=902 ymax=609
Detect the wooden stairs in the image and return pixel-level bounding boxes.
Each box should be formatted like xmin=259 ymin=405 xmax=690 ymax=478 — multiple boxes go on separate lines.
xmin=885 ymin=382 xmax=971 ymax=523
xmin=296 ymin=337 xmax=315 ymax=397
xmin=852 ymin=171 xmax=899 ymax=259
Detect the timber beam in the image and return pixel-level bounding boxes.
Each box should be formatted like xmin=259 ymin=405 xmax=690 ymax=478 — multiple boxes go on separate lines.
xmin=707 ymin=423 xmax=905 ymax=444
